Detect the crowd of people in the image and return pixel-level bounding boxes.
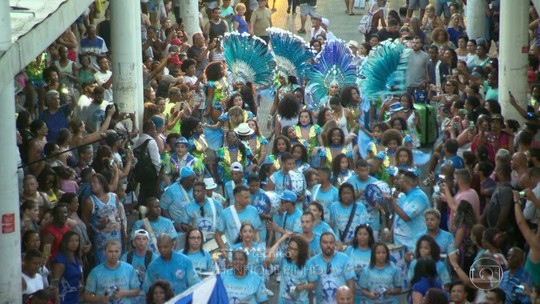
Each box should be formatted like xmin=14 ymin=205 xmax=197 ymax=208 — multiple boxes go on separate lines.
xmin=13 ymin=0 xmax=540 ymax=303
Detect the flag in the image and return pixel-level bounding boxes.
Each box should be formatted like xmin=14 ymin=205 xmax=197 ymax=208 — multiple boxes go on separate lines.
xmin=167 ymin=274 xmax=229 ymax=304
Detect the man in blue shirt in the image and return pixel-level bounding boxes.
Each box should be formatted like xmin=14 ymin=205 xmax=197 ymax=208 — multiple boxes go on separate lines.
xmin=268 ymin=152 xmax=307 ymax=195
xmin=310 ymin=167 xmax=339 ymax=221
xmin=143 ymin=234 xmax=200 ymax=295
xmin=160 ymin=167 xmax=196 ymax=231
xmin=215 ymin=185 xmax=262 ymax=250
xmin=386 ymin=171 xmax=430 ymax=251
xmin=267 ymin=190 xmax=302 ymax=236
xmin=130 ymin=197 xmax=177 ymax=254
xmin=500 ymin=247 xmax=533 ymax=304
xmin=300 ymin=211 xmax=322 ymax=257
xmin=182 ymin=181 xmax=223 ymax=241
xmin=310 ymin=232 xmax=356 ymax=304
xmin=224 ymin=162 xmax=248 ymax=206
xmin=422 ymin=208 xmax=455 ymax=255
xmin=248 ymin=174 xmax=272 ymax=244
xmin=84 ymin=240 xmax=140 ymax=303
xmin=38 ymin=90 xmax=76 ymax=142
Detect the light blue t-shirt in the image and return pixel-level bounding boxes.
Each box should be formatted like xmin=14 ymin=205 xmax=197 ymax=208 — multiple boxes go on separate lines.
xmin=393 ymin=187 xmax=430 ymax=250
xmin=143 ymin=251 xmax=201 ymax=294
xmin=307 ymin=233 xmax=322 ymax=258
xmin=85 ymin=262 xmax=140 ymax=304
xmin=347 ymin=175 xmax=381 ymax=231
xmin=329 ymin=202 xmax=369 ymax=244
xmin=130 ymin=217 xmax=178 ymax=254
xmin=360 ymin=264 xmax=403 ymax=304
xmin=121 ymin=251 xmax=159 ymax=304
xmin=270 ymin=170 xmax=307 ymax=195
xmin=310 ymin=252 xmax=356 ymax=304
xmin=313 ymin=221 xmax=334 ymax=236
xmin=185 ymin=250 xmax=214 ymax=273
xmin=346 ymin=175 xmax=379 ymax=193
xmin=311 ymin=184 xmax=339 ymax=223
xmin=222 ymin=269 xmax=269 ymax=304
xmin=407 ymin=259 xmax=451 ymax=287
xmin=275 ymin=254 xmax=316 ymax=304
xmin=160 ymin=183 xmax=193 ymax=224
xmin=282 ymin=208 xmax=303 ymax=234
xmin=217 ymin=205 xmax=262 ymax=247
xmin=250 ymin=189 xmax=271 ymax=243
xmin=231 ymin=242 xmax=266 ymax=274
xmin=182 ymin=198 xmax=223 ymax=239
xmin=344 ymin=246 xmax=372 ymax=304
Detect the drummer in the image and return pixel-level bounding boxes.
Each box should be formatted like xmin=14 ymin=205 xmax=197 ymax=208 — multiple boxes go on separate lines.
xmin=384 ymin=171 xmax=430 ymax=253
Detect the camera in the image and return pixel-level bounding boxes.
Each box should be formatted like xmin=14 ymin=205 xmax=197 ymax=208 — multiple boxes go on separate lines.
xmin=514 ymin=284 xmax=525 ymax=294
xmin=519 ymin=191 xmax=526 ymax=199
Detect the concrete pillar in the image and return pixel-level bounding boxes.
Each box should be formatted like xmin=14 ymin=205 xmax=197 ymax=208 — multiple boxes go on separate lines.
xmin=110 ymin=0 xmax=144 ymax=126
xmin=179 ymin=0 xmax=202 ymax=44
xmin=0 ymin=79 xmax=22 ymax=302
xmin=0 ymin=3 xmax=10 ymax=51
xmin=466 ymin=0 xmax=486 ymax=40
xmin=499 ymin=0 xmax=529 ymax=122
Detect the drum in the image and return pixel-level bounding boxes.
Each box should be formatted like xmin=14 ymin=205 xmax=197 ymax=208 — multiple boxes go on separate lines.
xmin=265 ymin=191 xmax=281 ymax=215
xmin=387 ymin=243 xmax=409 ymax=290
xmin=364 ymin=181 xmax=392 ymax=207
xmin=203 ymin=235 xmax=227 ymax=253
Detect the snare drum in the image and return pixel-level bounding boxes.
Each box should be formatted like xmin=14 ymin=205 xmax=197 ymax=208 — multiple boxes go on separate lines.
xmin=364 ymin=181 xmax=392 ymax=207
xmin=387 ymin=243 xmax=409 ymax=289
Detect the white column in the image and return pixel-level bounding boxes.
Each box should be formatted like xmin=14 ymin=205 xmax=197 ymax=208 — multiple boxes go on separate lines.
xmin=179 ymin=0 xmax=202 ymax=44
xmin=0 ymin=2 xmax=10 ymax=51
xmin=0 ymin=80 xmax=22 ymax=302
xmin=499 ymin=0 xmax=529 ymax=122
xmin=110 ymin=0 xmax=144 ymax=126
xmin=466 ymin=0 xmax=486 ymax=40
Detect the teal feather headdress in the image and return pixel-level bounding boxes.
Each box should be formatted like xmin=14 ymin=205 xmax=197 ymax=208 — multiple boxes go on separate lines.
xmin=360 ymin=40 xmax=410 ymax=101
xmin=267 ymin=28 xmax=314 ymax=80
xmin=222 ymin=32 xmax=276 ymax=86
xmin=305 ymin=39 xmax=357 ymax=105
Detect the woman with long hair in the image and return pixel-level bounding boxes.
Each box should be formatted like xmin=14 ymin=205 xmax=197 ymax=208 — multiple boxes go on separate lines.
xmin=183 ymin=228 xmax=214 ymax=274
xmin=360 ymin=242 xmax=403 ymax=303
xmin=345 ymin=224 xmax=375 ymax=304
xmin=271 ymin=135 xmax=291 ymax=170
xmin=81 ymin=173 xmax=125 ymax=265
xmin=266 ymin=233 xmax=315 ymax=303
xmin=180 ymin=117 xmax=208 ymax=161
xmin=51 ymin=231 xmax=83 ymax=303
xmin=204 ymin=61 xmax=229 ymax=123
xmin=332 ymin=153 xmax=354 ymax=186
xmin=410 ymin=257 xmax=443 ymax=304
xmin=27 ymin=120 xmax=48 ymax=176
xmin=59 ymin=193 xmax=92 ymax=257
xmin=291 ymin=143 xmax=311 ymax=173
xmin=407 ymin=235 xmax=451 ymax=290
xmin=231 ymin=223 xmax=266 ymax=270
xmin=69 ymin=106 xmax=115 ymax=148
xmin=329 ymin=96 xmax=355 ymax=139
xmin=308 ymin=202 xmax=333 ymax=236
xmin=319 ymin=127 xmax=352 ymax=168
xmin=292 ymin=109 xmax=323 ymax=159
xmin=452 ymin=200 xmax=477 ymax=270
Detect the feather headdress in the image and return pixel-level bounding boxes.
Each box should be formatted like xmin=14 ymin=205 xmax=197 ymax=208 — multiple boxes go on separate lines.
xmin=222 ymin=32 xmax=276 ymax=86
xmin=267 ymin=28 xmax=314 ymax=80
xmin=305 ymin=40 xmax=357 ymax=105
xmin=360 ymin=40 xmax=410 ymax=101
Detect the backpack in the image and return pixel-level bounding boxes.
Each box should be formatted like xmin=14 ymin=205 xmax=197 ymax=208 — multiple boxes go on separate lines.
xmin=132 ymin=139 xmax=157 ymax=183
xmin=358 ymin=6 xmax=383 ymax=35
xmin=127 ymin=250 xmax=153 ymax=268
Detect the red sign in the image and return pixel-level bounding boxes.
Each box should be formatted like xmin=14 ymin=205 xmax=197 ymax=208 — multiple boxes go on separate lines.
xmin=2 ymin=214 xmax=15 ymax=234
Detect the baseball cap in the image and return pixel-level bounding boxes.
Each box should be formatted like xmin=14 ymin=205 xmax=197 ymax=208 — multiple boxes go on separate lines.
xmin=279 ymin=190 xmax=297 ymax=203
xmin=230 ymin=162 xmax=243 ymax=172
xmin=133 ymin=229 xmax=150 ymax=240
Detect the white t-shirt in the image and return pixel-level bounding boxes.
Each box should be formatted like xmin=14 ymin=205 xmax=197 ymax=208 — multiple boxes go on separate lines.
xmin=94 ymin=70 xmax=114 ymax=101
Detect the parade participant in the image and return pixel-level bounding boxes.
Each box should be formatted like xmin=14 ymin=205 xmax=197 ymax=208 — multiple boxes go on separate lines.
xmin=182 ymin=228 xmax=214 ymax=275
xmin=345 ymin=224 xmax=375 ymax=304
xmin=360 ymin=242 xmax=403 ymax=304
xmin=267 ymin=152 xmax=306 ymax=195
xmin=407 ymin=235 xmax=452 ymax=290
xmin=130 ymin=197 xmax=177 ymax=254
xmin=308 ymin=202 xmax=334 ymax=236
xmin=182 ymin=181 xmax=223 ymax=241
xmin=222 ymin=250 xmax=269 ymax=304
xmin=310 ymin=167 xmax=339 ymax=220
xmin=329 ymin=182 xmax=368 ymax=248
xmin=160 ymin=167 xmax=196 ymax=231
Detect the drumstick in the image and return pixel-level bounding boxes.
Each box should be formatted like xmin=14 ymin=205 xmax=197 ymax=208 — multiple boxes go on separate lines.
xmin=139 ymin=205 xmax=148 ymax=220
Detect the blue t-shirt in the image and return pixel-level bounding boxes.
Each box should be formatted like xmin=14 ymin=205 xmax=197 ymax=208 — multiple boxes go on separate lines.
xmin=311 ymin=184 xmax=339 ymax=223
xmin=329 ymin=202 xmax=369 ymax=243
xmin=85 ymin=262 xmax=140 ymax=304
xmin=250 ymin=189 xmax=271 ymax=244
xmin=310 ymin=252 xmax=356 ymax=304
xmin=282 ymin=208 xmax=303 ymax=234
xmin=500 ymin=267 xmax=534 ymax=304
xmin=360 ymin=264 xmax=403 ymax=304
xmin=182 ymin=198 xmax=223 ymax=239
xmin=130 ymin=217 xmax=178 ymax=254
xmin=346 ymin=175 xmax=381 ymax=230
xmin=275 ymin=253 xmax=316 ymax=304
xmin=143 ymin=251 xmax=201 ymax=294
xmin=160 ymin=183 xmax=193 ymax=224
xmin=344 ymin=247 xmax=372 ymax=304
xmin=53 ymin=252 xmax=83 ymax=304
xmin=217 ymin=205 xmax=262 ymax=247
xmin=270 ymin=170 xmax=307 ymax=195
xmin=231 ymin=242 xmax=266 ymax=274
xmin=225 ymin=179 xmax=247 ymax=205
xmin=121 ymin=251 xmax=159 ymax=304
xmin=222 ymin=269 xmax=269 ymax=304
xmin=307 ymin=233 xmax=322 ymax=258
xmin=185 ymin=250 xmax=214 ymax=273
xmin=39 ymin=104 xmax=70 ymax=142
xmin=411 ymin=277 xmax=442 ymax=297
xmin=407 ymin=259 xmax=451 ymax=287
xmin=232 ymin=15 xmax=249 ymax=33
xmin=313 ymin=221 xmax=334 ymax=236
xmin=393 ymin=187 xmax=430 ymax=250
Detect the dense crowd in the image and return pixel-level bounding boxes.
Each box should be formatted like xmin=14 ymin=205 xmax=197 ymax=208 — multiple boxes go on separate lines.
xmin=14 ymin=0 xmax=540 ymax=304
